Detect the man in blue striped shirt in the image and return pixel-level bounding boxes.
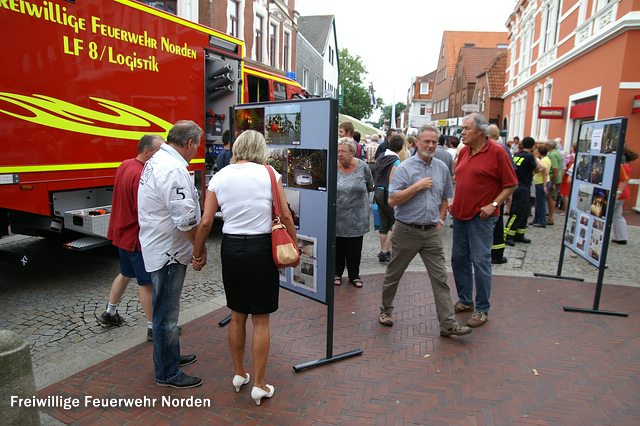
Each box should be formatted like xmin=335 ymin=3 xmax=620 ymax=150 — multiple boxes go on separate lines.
xmin=378 ymin=125 xmax=472 ymax=337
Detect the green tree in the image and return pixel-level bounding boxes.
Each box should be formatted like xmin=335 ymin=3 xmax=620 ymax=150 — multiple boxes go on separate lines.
xmin=375 ymin=101 xmax=407 ymax=129
xmin=338 ymin=48 xmax=373 ymax=120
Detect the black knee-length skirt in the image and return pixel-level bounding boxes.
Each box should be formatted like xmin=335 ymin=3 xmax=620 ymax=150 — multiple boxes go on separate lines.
xmin=221 ymin=233 xmax=279 ymax=314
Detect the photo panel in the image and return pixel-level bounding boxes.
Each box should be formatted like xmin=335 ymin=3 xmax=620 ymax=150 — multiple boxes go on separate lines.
xmin=578 ymin=125 xmax=593 ymax=153
xmin=235 ymin=107 xmax=265 ymax=135
xmin=577 ymin=184 xmax=594 ymax=212
xmin=575 ymin=154 xmax=591 ymax=182
xmin=600 ymin=123 xmax=620 ymax=154
xmin=284 ymin=188 xmax=300 ymax=228
xmin=590 ymin=127 xmax=603 ymax=152
xmin=565 ymin=209 xmax=578 ymax=245
xmin=287 ymin=148 xmax=327 ymax=191
xmin=590 ymin=187 xmax=609 ymax=218
xmin=292 ymin=234 xmax=318 ymax=293
xmin=266 ymin=147 xmax=288 ymax=181
xmin=588 ymin=155 xmax=606 ymax=185
xmin=589 ymin=218 xmax=605 ymax=262
xmin=297 ymin=234 xmax=317 ymax=259
xmin=265 ymin=104 xmax=301 ymax=145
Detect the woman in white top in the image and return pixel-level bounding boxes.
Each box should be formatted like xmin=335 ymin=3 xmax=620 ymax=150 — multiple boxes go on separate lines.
xmin=192 ymin=130 xmax=296 ymax=406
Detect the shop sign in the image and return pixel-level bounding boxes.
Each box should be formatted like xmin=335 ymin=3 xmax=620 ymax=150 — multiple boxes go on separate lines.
xmin=632 ymin=95 xmax=640 ymax=114
xmin=538 ymin=106 xmax=565 ymax=119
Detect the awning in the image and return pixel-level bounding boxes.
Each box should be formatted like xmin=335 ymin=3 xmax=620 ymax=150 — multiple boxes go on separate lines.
xmin=569 ymin=101 xmax=596 ymax=119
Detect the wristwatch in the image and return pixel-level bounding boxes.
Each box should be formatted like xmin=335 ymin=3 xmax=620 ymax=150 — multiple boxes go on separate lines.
xmin=491 ymin=201 xmax=498 ymax=207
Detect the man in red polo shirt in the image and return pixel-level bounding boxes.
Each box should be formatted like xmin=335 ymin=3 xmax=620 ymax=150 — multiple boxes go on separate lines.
xmin=450 ymin=114 xmax=517 ymax=328
xmin=98 ymin=134 xmax=163 ymax=341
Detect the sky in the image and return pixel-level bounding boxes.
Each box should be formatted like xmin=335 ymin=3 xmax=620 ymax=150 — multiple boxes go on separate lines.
xmin=295 ymin=0 xmax=517 ymax=107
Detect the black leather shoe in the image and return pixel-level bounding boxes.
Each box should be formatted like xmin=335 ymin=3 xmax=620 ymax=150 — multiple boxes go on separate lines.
xmin=505 ymin=239 xmax=515 ymax=247
xmin=156 ymin=371 xmax=202 ymax=389
xmin=179 ymin=354 xmax=197 ymax=366
xmin=492 ymin=257 xmax=508 ymax=264
xmin=514 ymin=236 xmax=531 ymax=244
xmin=612 ymin=240 xmax=627 ymax=245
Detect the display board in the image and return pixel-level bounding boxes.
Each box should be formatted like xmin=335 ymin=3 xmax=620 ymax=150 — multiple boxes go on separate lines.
xmin=232 ymin=98 xmax=337 ymax=304
xmin=563 ymin=117 xmax=627 ymax=268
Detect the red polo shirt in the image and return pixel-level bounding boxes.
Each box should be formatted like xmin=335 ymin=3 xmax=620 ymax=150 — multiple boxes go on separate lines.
xmin=106 ymin=158 xmax=144 ymax=251
xmin=451 ymin=139 xmax=517 ymax=220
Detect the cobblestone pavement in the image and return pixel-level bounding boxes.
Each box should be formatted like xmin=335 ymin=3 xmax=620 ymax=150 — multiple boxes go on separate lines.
xmin=0 ymin=213 xmax=638 ymax=392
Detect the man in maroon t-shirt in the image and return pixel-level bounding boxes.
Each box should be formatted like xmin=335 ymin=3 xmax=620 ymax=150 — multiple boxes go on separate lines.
xmin=449 ymin=114 xmax=517 ymax=328
xmin=98 ymin=135 xmax=163 ymax=341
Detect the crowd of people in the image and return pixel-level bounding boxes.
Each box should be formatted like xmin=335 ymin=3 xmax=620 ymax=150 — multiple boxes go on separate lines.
xmin=94 ymin=114 xmax=635 ymax=407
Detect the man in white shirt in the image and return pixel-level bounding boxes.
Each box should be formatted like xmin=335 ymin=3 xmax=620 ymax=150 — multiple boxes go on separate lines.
xmin=138 ymin=120 xmax=203 ymax=389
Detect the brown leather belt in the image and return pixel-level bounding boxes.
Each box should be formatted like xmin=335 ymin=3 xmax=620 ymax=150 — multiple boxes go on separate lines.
xmin=397 ymin=220 xmax=435 ymax=230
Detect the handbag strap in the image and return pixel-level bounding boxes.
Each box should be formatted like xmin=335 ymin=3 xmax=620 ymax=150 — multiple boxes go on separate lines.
xmin=264 ymin=165 xmax=282 ymax=219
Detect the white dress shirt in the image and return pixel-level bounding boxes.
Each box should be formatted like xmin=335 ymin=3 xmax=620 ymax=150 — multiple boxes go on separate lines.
xmin=138 ymin=144 xmax=201 ymax=272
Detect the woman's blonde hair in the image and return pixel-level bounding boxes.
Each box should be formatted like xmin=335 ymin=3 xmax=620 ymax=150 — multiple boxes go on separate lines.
xmin=231 ymin=130 xmax=267 ymax=164
xmin=338 ymin=137 xmax=356 ymax=154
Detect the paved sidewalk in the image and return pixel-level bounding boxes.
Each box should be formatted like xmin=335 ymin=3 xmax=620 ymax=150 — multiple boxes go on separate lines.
xmin=39 ymin=272 xmax=640 ymax=425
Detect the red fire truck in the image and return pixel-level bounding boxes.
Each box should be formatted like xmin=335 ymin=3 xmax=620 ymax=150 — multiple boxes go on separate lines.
xmin=243 ymin=61 xmax=308 ymax=103
xmin=0 ymin=0 xmax=304 ymax=249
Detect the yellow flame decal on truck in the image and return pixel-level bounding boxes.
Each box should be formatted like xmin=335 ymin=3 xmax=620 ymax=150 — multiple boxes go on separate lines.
xmin=0 ymin=92 xmax=173 ymax=139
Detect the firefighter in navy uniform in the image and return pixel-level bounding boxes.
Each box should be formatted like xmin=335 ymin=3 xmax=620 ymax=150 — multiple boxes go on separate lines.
xmin=504 ymin=136 xmax=539 ymax=248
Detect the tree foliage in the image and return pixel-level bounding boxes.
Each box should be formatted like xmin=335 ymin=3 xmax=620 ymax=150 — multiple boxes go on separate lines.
xmin=375 ymin=101 xmax=407 ymax=129
xmin=338 ymin=48 xmax=373 ymax=120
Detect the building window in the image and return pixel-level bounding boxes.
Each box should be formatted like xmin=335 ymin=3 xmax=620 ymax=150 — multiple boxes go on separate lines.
xmin=283 ymin=31 xmax=290 ymax=72
xmin=419 ymin=104 xmax=427 ymax=115
xmin=255 ymin=14 xmax=263 ymax=62
xmin=481 ymin=88 xmax=486 ymax=112
xmin=269 ymin=23 xmax=278 ymax=68
xmin=420 ymin=82 xmax=428 ymax=94
xmin=228 ymin=0 xmax=239 ymax=38
xmin=519 ymin=25 xmax=533 ymax=73
xmin=531 ymin=86 xmax=542 ymax=139
xmin=302 ymin=68 xmax=309 ymax=88
xmin=539 ymin=82 xmax=552 ymax=140
xmin=143 ymin=1 xmax=177 ymax=14
xmin=274 ymin=82 xmax=287 ymax=101
xmin=541 ymin=0 xmax=560 ymax=54
xmin=328 ymin=46 xmax=334 ymax=65
xmin=314 ymin=77 xmax=319 ymax=95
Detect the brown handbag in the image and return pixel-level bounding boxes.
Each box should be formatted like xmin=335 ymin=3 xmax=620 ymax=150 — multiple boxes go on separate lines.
xmin=265 ymin=165 xmax=300 ymax=268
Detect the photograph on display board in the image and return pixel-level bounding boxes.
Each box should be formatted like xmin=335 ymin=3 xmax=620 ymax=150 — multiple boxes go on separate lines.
xmin=589 ymin=218 xmax=605 ymax=262
xmin=590 ymin=187 xmax=609 ymax=218
xmin=590 ymin=127 xmax=603 ymax=152
xmin=266 ymin=148 xmax=288 ymax=182
xmin=577 ymin=184 xmax=594 ymax=212
xmin=575 ymin=154 xmax=591 ymax=182
xmin=576 ymin=213 xmax=590 ymax=254
xmin=265 ymin=104 xmax=301 ymax=145
xmin=578 ymin=125 xmax=593 ymax=153
xmin=565 ymin=209 xmax=578 ymax=245
xmin=235 ymin=108 xmax=265 ymax=135
xmin=293 ymin=260 xmax=317 ymax=293
xmin=588 ymin=155 xmax=605 ymax=185
xmin=284 ymin=188 xmax=300 ymax=228
xmin=600 ymin=123 xmax=620 ymax=154
xmin=287 ymin=149 xmax=327 ymax=191
xmin=292 ymin=235 xmax=317 ymax=293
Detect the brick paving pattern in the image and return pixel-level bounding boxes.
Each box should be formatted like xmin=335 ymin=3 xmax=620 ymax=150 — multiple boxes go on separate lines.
xmin=38 ymin=272 xmax=640 ymax=425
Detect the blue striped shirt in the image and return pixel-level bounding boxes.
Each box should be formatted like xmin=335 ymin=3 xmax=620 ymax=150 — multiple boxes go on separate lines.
xmin=389 ymin=155 xmax=452 ymax=225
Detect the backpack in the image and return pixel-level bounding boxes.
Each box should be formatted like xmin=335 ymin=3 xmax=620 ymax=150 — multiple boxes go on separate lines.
xmin=355 ymin=143 xmax=367 ymax=160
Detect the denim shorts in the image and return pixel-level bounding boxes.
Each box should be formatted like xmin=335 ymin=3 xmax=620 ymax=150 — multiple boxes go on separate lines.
xmin=119 ymin=248 xmax=152 ymax=285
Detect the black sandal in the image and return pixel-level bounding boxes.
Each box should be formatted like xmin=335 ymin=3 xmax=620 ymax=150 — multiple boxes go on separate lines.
xmin=350 ymin=278 xmax=363 ymax=288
